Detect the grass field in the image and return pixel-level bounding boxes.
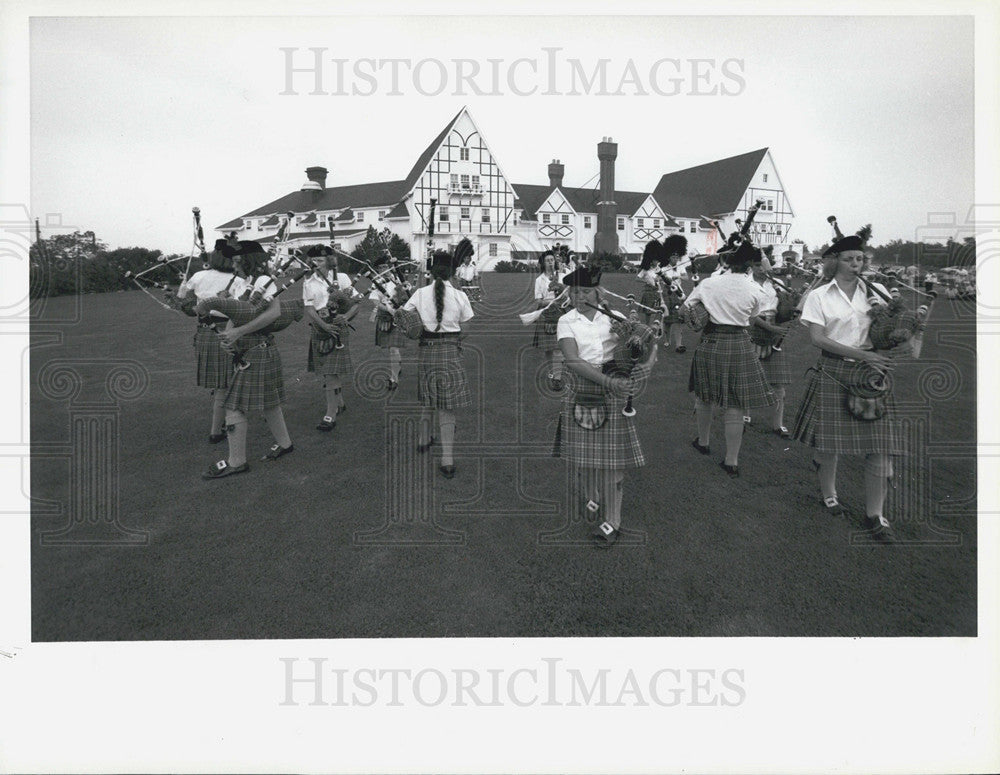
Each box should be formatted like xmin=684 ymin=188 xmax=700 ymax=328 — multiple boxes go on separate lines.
xmin=30 ymin=273 xmax=977 ymax=639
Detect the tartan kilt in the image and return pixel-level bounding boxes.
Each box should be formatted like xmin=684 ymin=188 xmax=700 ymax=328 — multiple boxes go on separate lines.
xmin=307 ymin=326 xmax=353 ymax=377
xmin=760 ymin=345 xmax=792 ymax=386
xmin=552 ymin=371 xmax=644 ymax=469
xmin=223 ymin=335 xmax=285 ymax=413
xmin=194 ymin=325 xmax=230 ymax=390
xmin=374 ymin=320 xmax=408 ymax=349
xmin=791 ymin=357 xmax=904 ymax=456
xmin=417 ymin=338 xmax=472 ymax=409
xmin=532 ymin=318 xmax=559 ymax=350
xmin=688 ymin=329 xmax=776 ymax=409
xmin=639 ymin=285 xmax=661 ymax=311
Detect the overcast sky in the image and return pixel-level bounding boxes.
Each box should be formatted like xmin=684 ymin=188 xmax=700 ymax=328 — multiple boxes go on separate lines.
xmin=30 ymin=14 xmax=974 ymax=254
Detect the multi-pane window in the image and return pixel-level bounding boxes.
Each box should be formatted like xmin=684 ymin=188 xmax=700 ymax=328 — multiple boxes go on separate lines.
xmin=481 ymin=208 xmax=490 ymax=223
xmin=763 ymin=173 xmax=769 ymax=183
xmin=489 ymin=243 xmax=498 ymax=257
xmin=471 ymin=175 xmax=480 ymax=189
xmin=561 ymin=214 xmax=570 ymax=225
xmin=460 ymin=207 xmax=470 ymax=219
xmin=584 ymin=216 xmax=592 ymax=228
xmin=439 ymin=206 xmax=450 ymax=222
xmin=357 ymin=211 xmax=364 ymax=222
xmin=617 ymin=217 xmax=625 ymax=231
xmin=378 ymin=210 xmax=386 ymax=221
xmin=318 ymin=215 xmax=327 ymax=228
xmin=460 ymin=174 xmax=470 ymax=189
xmin=763 ymin=199 xmax=774 ymax=211
xmin=542 ymin=214 xmax=551 ymax=224
xmin=459 ymin=147 xmax=469 ymax=161
xmin=653 ymin=218 xmax=660 ymax=228
xmin=450 ymin=174 xmax=458 ymax=187
xmin=637 ymin=218 xmax=645 ymax=228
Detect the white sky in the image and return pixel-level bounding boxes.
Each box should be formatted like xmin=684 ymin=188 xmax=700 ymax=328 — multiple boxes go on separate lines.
xmin=29 ymin=14 xmax=974 ymax=253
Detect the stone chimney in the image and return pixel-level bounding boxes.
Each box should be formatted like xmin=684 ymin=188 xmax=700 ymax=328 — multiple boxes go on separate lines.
xmin=548 ymin=159 xmax=564 ymax=188
xmin=594 ymin=137 xmax=619 ymax=255
xmin=303 ymin=166 xmax=328 ymax=190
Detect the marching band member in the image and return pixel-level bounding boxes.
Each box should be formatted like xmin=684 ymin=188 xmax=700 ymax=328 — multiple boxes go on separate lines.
xmin=790 ymin=230 xmax=902 ymax=540
xmin=402 ymin=249 xmax=475 ymax=478
xmin=749 ymin=255 xmax=794 ymax=436
xmin=368 ymin=252 xmax=408 ymax=390
xmin=659 ymin=234 xmax=689 ymax=353
xmin=303 ymin=246 xmax=361 ymax=432
xmin=683 ymin=241 xmax=775 ymax=477
xmin=176 ymin=239 xmax=248 ymax=444
xmin=554 ymin=264 xmax=657 ymax=548
xmin=533 ymin=250 xmax=566 ymax=390
xmin=636 ymin=239 xmax=666 ymax=333
xmin=455 ymin=246 xmax=479 ymax=294
xmin=200 ymin=255 xmax=294 ymax=479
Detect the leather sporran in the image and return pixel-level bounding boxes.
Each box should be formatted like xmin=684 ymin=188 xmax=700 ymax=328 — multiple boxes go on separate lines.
xmin=841 ymin=362 xmax=891 ymax=422
xmin=572 ymin=391 xmax=608 ymax=431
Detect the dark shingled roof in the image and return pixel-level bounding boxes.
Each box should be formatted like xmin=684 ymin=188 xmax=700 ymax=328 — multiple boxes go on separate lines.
xmin=218 ymin=181 xmax=410 ymax=228
xmin=256 ymin=229 xmax=366 ymax=243
xmin=511 ymin=184 xmax=655 ymax=219
xmin=652 ymin=148 xmax=768 ymax=219
xmin=335 ymin=208 xmax=356 ymax=222
xmin=385 ymin=201 xmax=409 ymax=219
xmin=260 ymin=214 xmax=280 ymax=227
xmin=298 ymin=212 xmax=317 ymax=225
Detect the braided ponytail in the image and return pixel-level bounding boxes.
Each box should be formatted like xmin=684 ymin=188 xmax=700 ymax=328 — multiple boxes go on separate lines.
xmin=434 ymin=275 xmax=445 ymax=331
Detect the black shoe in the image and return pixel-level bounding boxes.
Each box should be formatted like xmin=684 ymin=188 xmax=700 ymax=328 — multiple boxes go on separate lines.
xmin=774 ymin=426 xmax=791 ymax=439
xmin=675 ymin=346 xmax=687 ymax=354
xmin=387 ymin=379 xmax=398 ymax=391
xmin=591 ymin=521 xmax=620 ymax=548
xmin=691 ymin=439 xmax=710 ymax=455
xmin=439 ymin=464 xmax=456 ymax=479
xmin=417 ymin=437 xmax=436 ymax=453
xmin=720 ymin=461 xmax=740 ymax=478
xmin=865 ymin=515 xmax=895 ymax=542
xmin=208 ymin=432 xmax=226 ymax=444
xmin=822 ymin=496 xmax=844 ymax=517
xmin=316 ymin=415 xmax=336 ymax=432
xmin=202 ymin=460 xmax=250 ymax=480
xmin=261 ymin=443 xmax=294 ymax=461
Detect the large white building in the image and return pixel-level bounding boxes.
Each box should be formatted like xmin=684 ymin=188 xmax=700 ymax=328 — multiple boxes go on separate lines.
xmin=217 ymin=107 xmax=796 ymax=269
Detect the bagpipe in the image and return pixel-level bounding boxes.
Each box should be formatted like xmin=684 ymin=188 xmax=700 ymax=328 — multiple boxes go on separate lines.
xmin=361 ymin=266 xmax=423 ymax=340
xmin=583 ymin=300 xmax=656 ymax=417
xmin=722 ymin=198 xmax=765 ymax=252
xmin=748 ymin=273 xmax=803 ymax=357
xmin=296 ymin=250 xmax=361 ymax=354
xmin=827 ymin=216 xmax=934 ymax=356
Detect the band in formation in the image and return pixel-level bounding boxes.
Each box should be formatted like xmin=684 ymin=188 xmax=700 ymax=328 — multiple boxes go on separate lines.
xmin=144 ymin=205 xmax=933 ymax=548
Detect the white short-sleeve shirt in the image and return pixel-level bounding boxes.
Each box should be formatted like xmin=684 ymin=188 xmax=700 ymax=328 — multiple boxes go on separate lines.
xmin=455 ymin=262 xmax=477 ymax=282
xmin=182 ymin=269 xmax=247 ymax=301
xmin=556 ymin=307 xmax=618 ymax=368
xmin=251 ymin=274 xmax=276 ymax=302
xmin=683 ymin=272 xmax=763 ymax=326
xmin=402 ymin=281 xmax=474 ymax=333
xmin=534 ymin=272 xmax=560 ymax=302
xmin=303 ymin=271 xmax=355 ymax=310
xmin=755 ymin=279 xmax=779 ymax=315
xmin=799 ymin=278 xmax=889 ymax=349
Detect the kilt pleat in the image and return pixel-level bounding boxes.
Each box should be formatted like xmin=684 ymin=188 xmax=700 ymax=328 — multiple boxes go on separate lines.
xmin=532 ymin=319 xmax=559 ymax=350
xmin=223 ymin=334 xmax=285 ymax=413
xmin=760 ymin=346 xmax=792 ymax=386
xmin=307 ymin=327 xmax=353 ymax=377
xmin=375 ymin=322 xmax=408 ymax=349
xmin=552 ymin=372 xmax=644 ymax=469
xmin=639 ymin=285 xmax=661 ymax=310
xmin=194 ymin=325 xmax=230 ymax=390
xmin=791 ymin=357 xmax=904 ymax=456
xmin=688 ymin=329 xmax=776 ymax=409
xmin=418 ymin=339 xmax=471 ymax=409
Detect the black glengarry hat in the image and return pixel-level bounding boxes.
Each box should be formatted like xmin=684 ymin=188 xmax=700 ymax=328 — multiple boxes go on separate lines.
xmin=561 ymin=264 xmax=602 ymax=287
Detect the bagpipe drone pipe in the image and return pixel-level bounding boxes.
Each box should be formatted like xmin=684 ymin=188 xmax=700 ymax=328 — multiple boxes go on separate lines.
xmin=361 ymin=266 xmax=423 ymax=340
xmin=583 ymin=300 xmax=657 ymax=417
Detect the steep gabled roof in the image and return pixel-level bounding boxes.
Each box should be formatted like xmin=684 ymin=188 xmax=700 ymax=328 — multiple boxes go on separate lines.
xmin=652 ymin=148 xmax=768 ymax=219
xmin=335 ymin=208 xmax=356 ymax=222
xmin=512 ymin=184 xmax=652 ymax=219
xmin=401 ymin=107 xmax=466 ymax=191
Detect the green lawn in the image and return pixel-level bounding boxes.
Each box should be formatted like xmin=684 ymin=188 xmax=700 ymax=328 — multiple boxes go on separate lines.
xmin=30 ymin=273 xmax=977 ymax=638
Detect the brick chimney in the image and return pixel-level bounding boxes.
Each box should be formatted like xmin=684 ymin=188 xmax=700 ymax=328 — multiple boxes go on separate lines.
xmin=303 ymin=166 xmax=328 ymax=190
xmin=594 ymin=137 xmax=619 ymax=255
xmin=548 ymin=159 xmax=564 ymax=188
